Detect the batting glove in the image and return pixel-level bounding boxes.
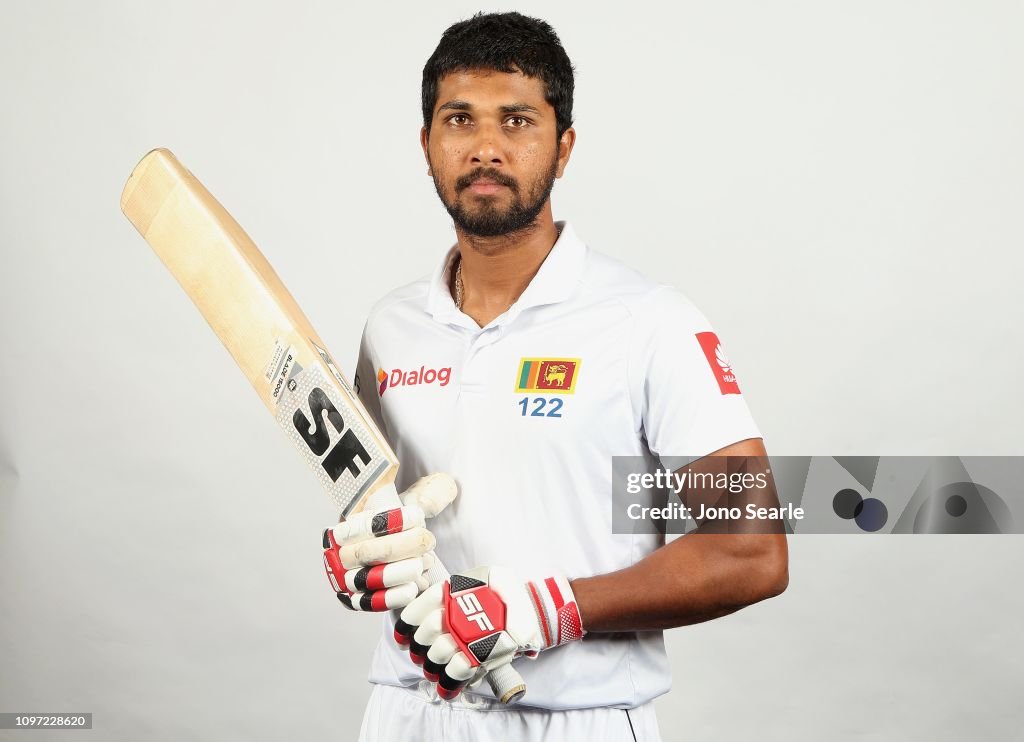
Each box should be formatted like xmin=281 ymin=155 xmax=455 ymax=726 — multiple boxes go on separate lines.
xmin=322 ymin=473 xmax=456 ymax=612
xmin=393 ymin=566 xmax=585 ymax=702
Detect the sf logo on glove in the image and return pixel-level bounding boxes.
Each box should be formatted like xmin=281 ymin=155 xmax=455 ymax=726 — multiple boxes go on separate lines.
xmin=454 ymin=591 xmax=497 ymax=632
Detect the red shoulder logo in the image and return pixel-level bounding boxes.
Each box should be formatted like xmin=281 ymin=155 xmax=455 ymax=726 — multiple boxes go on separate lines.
xmin=695 ymin=332 xmax=741 ymax=395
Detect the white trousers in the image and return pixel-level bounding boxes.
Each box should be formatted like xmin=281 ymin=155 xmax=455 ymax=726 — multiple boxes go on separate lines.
xmin=358 ymin=682 xmax=662 ymax=742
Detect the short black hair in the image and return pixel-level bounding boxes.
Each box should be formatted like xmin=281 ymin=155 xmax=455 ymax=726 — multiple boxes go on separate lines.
xmin=422 ymin=12 xmax=575 ymax=138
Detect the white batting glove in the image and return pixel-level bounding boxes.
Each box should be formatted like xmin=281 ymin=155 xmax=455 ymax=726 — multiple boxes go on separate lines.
xmin=322 ymin=474 xmax=456 ymax=612
xmin=393 ymin=566 xmax=585 ymax=701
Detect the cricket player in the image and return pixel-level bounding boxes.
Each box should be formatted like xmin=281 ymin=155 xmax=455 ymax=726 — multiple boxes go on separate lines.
xmin=322 ymin=12 xmax=789 ymax=741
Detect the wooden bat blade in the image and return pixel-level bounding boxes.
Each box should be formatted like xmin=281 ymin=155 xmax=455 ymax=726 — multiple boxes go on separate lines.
xmin=121 ymin=148 xmax=397 ymax=516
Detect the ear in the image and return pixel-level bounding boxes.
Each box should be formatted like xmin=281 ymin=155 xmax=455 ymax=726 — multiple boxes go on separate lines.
xmin=555 ymin=127 xmax=576 ymax=178
xmin=420 ymin=127 xmax=432 ymax=176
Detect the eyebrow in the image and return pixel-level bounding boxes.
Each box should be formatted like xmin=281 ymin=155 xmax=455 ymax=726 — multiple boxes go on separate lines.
xmin=436 ymin=100 xmax=543 ymax=115
xmin=500 ymin=103 xmax=542 ymax=115
xmin=437 ymin=99 xmax=472 ymax=113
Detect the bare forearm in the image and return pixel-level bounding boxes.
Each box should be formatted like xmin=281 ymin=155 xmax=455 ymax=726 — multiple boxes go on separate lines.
xmin=570 ymin=532 xmax=788 ymax=633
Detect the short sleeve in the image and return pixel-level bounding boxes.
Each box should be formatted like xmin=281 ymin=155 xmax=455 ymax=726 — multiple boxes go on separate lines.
xmin=631 ymin=288 xmax=762 ymax=460
xmin=352 ymin=321 xmax=388 ymax=438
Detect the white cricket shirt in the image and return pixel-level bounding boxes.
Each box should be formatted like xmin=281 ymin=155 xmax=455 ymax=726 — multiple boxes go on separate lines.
xmin=353 ymin=222 xmax=762 ymax=710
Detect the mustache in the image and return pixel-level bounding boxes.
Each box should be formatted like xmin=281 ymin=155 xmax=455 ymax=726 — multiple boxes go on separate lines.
xmin=455 ymin=168 xmax=518 ymax=193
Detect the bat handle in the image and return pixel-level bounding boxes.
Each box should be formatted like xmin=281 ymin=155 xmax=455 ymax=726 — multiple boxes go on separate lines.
xmin=485 ymin=663 xmax=528 ymax=705
xmin=366 ymin=484 xmax=528 ymax=704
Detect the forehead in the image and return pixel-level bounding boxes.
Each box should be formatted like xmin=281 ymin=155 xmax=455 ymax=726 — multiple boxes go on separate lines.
xmin=433 ymin=69 xmax=550 ymax=113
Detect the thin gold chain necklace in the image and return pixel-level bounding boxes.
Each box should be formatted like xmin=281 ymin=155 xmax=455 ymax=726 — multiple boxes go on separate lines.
xmin=455 ymin=226 xmax=562 ymax=311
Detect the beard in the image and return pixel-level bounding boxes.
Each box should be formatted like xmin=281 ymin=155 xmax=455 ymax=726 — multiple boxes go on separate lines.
xmin=431 ymin=157 xmax=558 ymax=238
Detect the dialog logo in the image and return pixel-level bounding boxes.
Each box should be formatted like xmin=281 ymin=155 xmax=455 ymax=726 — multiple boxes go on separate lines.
xmin=695 ymin=332 xmax=741 ymax=395
xmin=378 ymin=365 xmax=452 ymax=396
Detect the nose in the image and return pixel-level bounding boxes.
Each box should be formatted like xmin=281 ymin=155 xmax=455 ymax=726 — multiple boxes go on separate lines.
xmin=469 ymin=124 xmax=504 ymax=167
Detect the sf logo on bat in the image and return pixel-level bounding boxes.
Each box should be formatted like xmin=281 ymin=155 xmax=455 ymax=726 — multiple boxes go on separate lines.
xmin=288 ymin=382 xmax=373 ymax=484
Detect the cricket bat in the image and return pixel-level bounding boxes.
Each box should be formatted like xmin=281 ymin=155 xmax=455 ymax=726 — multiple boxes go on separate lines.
xmin=120 ymin=148 xmax=526 ymax=703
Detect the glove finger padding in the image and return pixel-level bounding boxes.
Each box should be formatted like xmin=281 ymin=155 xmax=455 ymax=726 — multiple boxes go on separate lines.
xmin=325 ymin=549 xmax=436 ymax=613
xmin=437 ymin=650 xmax=479 ymax=700
xmin=409 ymin=610 xmax=445 ymax=666
xmin=339 ymin=527 xmax=435 ymax=568
xmin=331 ymin=503 xmax=425 ymax=544
xmin=336 ymin=581 xmax=420 ymax=612
xmin=394 ymin=580 xmax=444 ymax=647
xmin=334 ymin=556 xmax=427 ymax=593
xmin=324 ymin=528 xmax=432 ymax=587
xmin=399 ymin=473 xmax=457 ymax=518
xmin=423 ymin=633 xmax=459 ymax=682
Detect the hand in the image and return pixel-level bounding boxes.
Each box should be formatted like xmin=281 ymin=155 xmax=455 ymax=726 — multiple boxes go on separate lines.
xmin=322 ymin=473 xmax=456 ymax=612
xmin=393 ymin=566 xmax=585 ymax=701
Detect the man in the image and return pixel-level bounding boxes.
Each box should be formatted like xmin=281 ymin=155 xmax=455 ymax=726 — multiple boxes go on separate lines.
xmin=322 ymin=12 xmax=788 ymax=741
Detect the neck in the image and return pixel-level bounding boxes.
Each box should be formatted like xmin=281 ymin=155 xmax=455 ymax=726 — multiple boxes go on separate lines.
xmin=454 ymin=204 xmax=560 ymax=327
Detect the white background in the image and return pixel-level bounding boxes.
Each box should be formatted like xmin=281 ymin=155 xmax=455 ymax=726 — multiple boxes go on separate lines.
xmin=1 ymin=1 xmax=1022 ymax=740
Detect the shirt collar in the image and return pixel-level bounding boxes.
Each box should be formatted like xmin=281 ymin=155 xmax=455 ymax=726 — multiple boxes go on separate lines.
xmin=426 ymin=221 xmax=587 ymax=329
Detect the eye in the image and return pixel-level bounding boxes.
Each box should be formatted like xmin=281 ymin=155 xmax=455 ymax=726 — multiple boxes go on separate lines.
xmin=505 ymin=116 xmax=531 ymax=128
xmin=447 ymin=113 xmax=471 ymax=126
